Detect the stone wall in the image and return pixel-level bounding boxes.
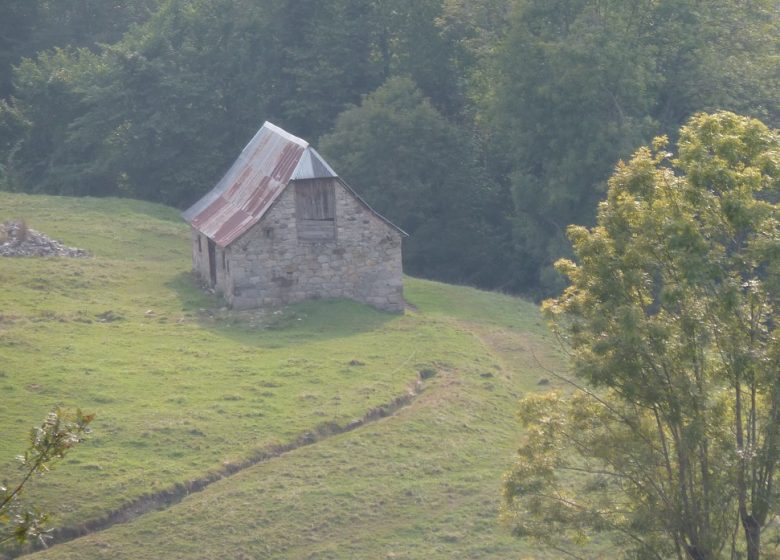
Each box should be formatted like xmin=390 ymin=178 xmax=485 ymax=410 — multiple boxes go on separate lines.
xmin=191 ymin=228 xmax=207 ymax=281
xmin=190 ymin=228 xmax=230 ymax=294
xmin=203 ymin=178 xmax=404 ymax=312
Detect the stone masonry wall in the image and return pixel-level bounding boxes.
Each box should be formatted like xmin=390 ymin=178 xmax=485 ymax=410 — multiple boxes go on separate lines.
xmin=191 ymin=228 xmax=231 ymax=295
xmin=191 ymin=228 xmax=208 ymax=281
xmin=221 ymin=179 xmax=404 ymax=312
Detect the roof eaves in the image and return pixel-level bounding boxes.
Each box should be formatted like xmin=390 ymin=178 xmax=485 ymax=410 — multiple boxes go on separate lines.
xmin=335 ymin=178 xmax=408 ymax=237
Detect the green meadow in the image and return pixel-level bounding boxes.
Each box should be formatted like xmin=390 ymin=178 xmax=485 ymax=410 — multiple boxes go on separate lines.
xmin=1 ymin=192 xmax=565 ymax=559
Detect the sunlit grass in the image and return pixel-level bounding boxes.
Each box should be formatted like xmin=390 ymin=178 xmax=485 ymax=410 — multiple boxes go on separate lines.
xmin=1 ymin=192 xmax=571 ymax=558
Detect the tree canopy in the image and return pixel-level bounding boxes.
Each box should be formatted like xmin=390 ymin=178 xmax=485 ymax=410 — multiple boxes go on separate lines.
xmin=320 ymin=76 xmax=508 ymax=287
xmin=488 ymin=0 xmax=780 ymax=295
xmin=503 ymin=112 xmax=780 ymax=559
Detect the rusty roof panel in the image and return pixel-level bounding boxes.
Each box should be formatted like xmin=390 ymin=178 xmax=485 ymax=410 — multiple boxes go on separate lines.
xmin=183 ymin=120 xmax=405 ymax=246
xmin=190 ymin=197 xmax=225 ymax=229
xmin=182 ymin=122 xmax=315 ymax=247
xmin=213 ymin=209 xmax=251 ymax=244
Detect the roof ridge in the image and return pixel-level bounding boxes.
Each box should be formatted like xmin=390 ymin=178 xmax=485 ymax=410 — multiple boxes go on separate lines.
xmin=262 ymin=121 xmax=308 ymax=148
xmin=291 ymin=146 xmax=338 ymax=181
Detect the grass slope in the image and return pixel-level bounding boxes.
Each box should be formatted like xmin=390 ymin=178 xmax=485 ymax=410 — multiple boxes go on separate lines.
xmin=1 ymin=192 xmax=563 ymax=559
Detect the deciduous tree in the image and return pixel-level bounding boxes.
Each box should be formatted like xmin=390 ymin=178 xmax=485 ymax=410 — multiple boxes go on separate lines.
xmin=503 ymin=112 xmax=780 ymax=559
xmin=320 ymin=76 xmax=508 ymax=287
xmin=488 ymin=0 xmax=780 ymax=296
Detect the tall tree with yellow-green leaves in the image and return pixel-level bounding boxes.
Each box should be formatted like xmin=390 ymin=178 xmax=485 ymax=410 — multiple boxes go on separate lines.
xmin=503 ymin=112 xmax=780 ymax=559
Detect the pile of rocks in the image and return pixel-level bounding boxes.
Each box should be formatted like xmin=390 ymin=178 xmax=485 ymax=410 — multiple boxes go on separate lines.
xmin=0 ymin=220 xmax=88 ymax=257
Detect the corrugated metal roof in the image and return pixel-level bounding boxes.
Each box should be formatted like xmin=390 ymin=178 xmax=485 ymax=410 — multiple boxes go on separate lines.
xmin=182 ymin=121 xmax=336 ymax=247
xmin=183 ymin=121 xmax=406 ymax=246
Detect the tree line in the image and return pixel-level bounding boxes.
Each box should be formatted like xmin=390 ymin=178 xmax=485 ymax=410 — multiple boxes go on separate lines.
xmin=1 ymin=0 xmax=778 ymax=297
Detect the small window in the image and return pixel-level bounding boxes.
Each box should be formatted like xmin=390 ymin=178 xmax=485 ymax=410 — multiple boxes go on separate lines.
xmin=197 ymin=235 xmax=202 ymax=253
xmin=295 ymin=180 xmax=336 ymax=241
xmin=222 ymin=251 xmax=226 ymax=270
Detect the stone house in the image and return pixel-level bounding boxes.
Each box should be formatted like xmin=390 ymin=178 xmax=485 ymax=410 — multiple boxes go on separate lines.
xmin=182 ymin=121 xmax=406 ymax=312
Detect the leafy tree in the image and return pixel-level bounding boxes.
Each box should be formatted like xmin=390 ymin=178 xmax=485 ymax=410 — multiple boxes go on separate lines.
xmin=65 ymin=0 xmax=277 ymax=205
xmin=651 ymin=1 xmax=780 ymax=130
xmin=0 ymin=1 xmax=41 ymax=98
xmin=488 ymin=0 xmax=780 ymax=296
xmin=6 ymin=0 xmax=282 ymax=205
xmin=371 ymin=0 xmax=465 ymax=118
xmin=1 ymin=409 xmax=93 ymax=549
xmin=438 ymin=0 xmax=511 ymax=113
xmin=503 ymin=112 xmax=780 ymax=559
xmin=270 ymin=0 xmax=385 ymax=139
xmin=7 ymin=47 xmax=104 ymax=196
xmin=4 ymin=0 xmax=467 ymax=207
xmin=320 ymin=76 xmax=508 ymax=287
xmin=26 ymin=0 xmax=159 ymax=52
xmin=489 ymin=0 xmax=661 ymax=296
xmin=0 ymin=0 xmax=159 ymax=99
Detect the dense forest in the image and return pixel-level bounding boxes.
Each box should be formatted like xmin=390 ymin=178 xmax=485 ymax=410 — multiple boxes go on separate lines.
xmin=1 ymin=0 xmax=778 ymax=297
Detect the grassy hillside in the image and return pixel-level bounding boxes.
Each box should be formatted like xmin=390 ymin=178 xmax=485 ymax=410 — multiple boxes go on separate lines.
xmin=0 ymin=192 xmax=565 ymax=559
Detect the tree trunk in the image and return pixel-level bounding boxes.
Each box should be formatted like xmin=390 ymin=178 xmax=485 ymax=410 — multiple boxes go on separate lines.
xmin=743 ymin=514 xmax=760 ymax=560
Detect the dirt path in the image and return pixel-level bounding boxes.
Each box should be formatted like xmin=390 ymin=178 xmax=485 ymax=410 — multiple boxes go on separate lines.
xmin=12 ymin=379 xmax=424 ymax=558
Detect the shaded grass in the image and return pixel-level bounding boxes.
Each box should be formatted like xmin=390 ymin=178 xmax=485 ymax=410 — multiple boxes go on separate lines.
xmin=0 ymin=192 xmax=571 ymax=558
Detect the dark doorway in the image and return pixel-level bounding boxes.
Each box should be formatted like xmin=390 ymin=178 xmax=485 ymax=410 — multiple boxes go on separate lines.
xmin=207 ymin=238 xmax=217 ymax=286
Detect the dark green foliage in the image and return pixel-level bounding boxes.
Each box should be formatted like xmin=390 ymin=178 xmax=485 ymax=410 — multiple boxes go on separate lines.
xmin=488 ymin=0 xmax=780 ymax=296
xmin=0 ymin=1 xmax=41 ymax=98
xmin=2 ymin=0 xmax=467 ymax=209
xmin=0 ymin=99 xmax=29 ymax=188
xmin=320 ymin=76 xmax=508 ymax=287
xmin=66 ymin=0 xmax=279 ymax=205
xmin=9 ymin=48 xmax=104 ymax=196
xmin=271 ymin=0 xmax=384 ymax=139
xmin=0 ymin=0 xmax=158 ymax=98
xmin=372 ymin=0 xmax=465 ymax=117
